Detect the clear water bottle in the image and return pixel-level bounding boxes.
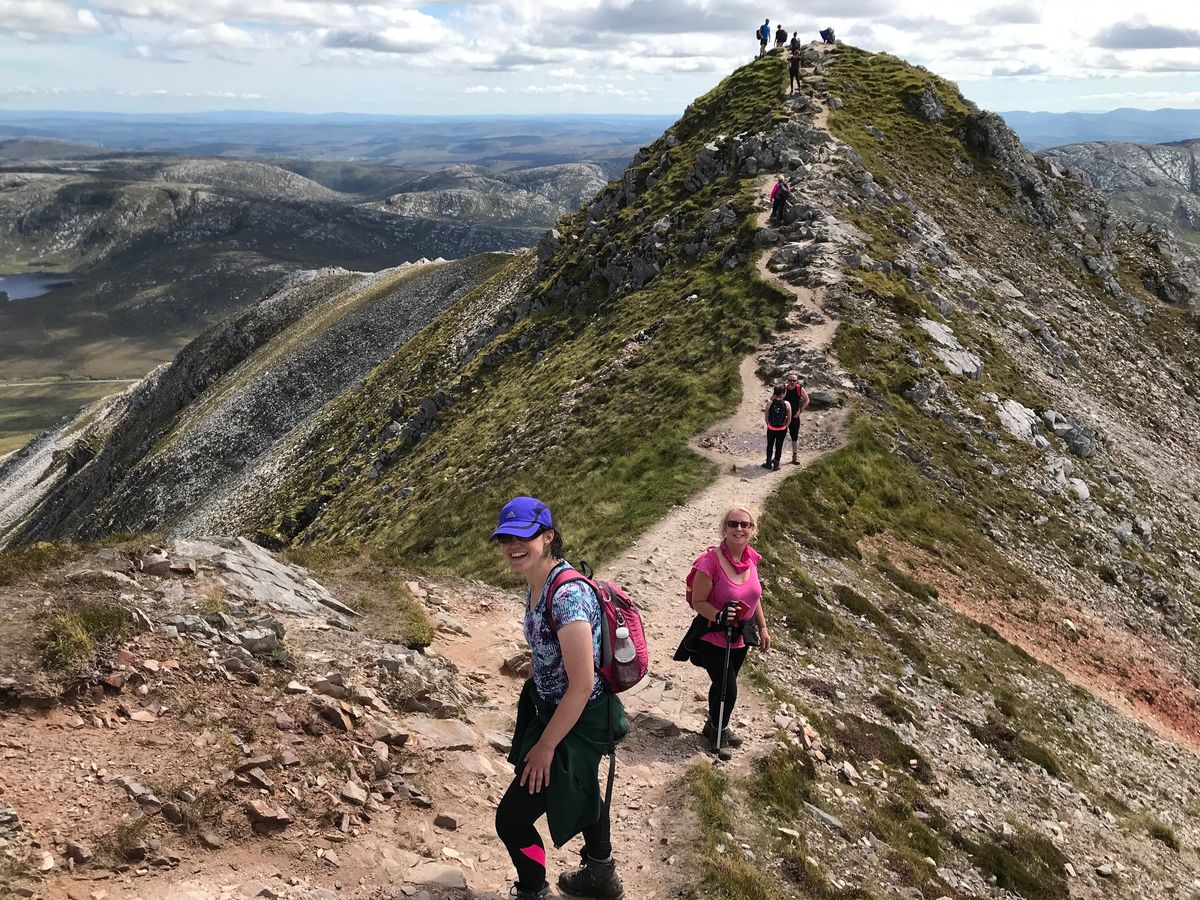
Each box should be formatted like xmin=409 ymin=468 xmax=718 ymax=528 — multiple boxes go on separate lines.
xmin=613 ymin=625 xmax=636 ymax=664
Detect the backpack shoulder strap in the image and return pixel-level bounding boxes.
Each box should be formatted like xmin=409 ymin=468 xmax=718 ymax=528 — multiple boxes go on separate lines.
xmin=543 ymin=567 xmax=593 ymax=633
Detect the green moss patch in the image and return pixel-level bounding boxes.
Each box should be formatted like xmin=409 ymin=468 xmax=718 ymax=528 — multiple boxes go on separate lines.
xmin=955 ymin=828 xmax=1069 ymax=900
xmin=751 ymin=743 xmax=817 ymax=818
xmin=37 ymin=598 xmax=133 ymax=670
xmin=967 ymin=714 xmax=1063 ymax=779
xmin=835 ymin=713 xmax=933 ymax=783
xmin=688 ymin=761 xmax=783 ymax=900
xmin=0 ymin=540 xmax=77 ymax=586
xmin=282 ymin=545 xmax=434 ymax=648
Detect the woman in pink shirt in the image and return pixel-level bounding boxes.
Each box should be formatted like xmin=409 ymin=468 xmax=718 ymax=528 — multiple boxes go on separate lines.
xmin=685 ymin=505 xmax=772 ymax=752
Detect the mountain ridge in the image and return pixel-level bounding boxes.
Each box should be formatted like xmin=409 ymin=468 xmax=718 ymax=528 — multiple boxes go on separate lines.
xmin=1039 ymin=138 xmax=1200 ymax=262
xmin=3 ymin=43 xmax=1200 ymax=900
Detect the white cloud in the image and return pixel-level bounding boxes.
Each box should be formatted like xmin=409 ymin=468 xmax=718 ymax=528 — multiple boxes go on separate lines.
xmin=991 ymin=63 xmax=1049 ymax=77
xmin=0 ymin=0 xmax=103 ymax=38
xmin=167 ymin=21 xmax=262 ymax=49
xmin=520 ymin=81 xmax=650 ymax=98
xmin=1092 ymin=23 xmax=1200 ymax=50
xmin=1075 ymin=89 xmax=1200 ymax=103
xmin=128 ymin=42 xmax=186 ymax=62
xmin=3 ymin=1 xmax=1200 ymax=114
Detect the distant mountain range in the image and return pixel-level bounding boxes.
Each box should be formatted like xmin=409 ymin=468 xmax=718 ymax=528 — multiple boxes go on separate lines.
xmin=0 ymin=148 xmax=607 ymax=389
xmin=0 ymin=111 xmax=675 ymax=174
xmin=1000 ymin=108 xmax=1200 ymax=150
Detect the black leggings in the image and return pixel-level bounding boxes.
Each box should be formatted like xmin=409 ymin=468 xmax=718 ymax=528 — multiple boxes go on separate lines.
xmin=495 ymin=762 xmax=612 ymax=890
xmin=766 ymin=428 xmax=787 ymax=465
xmin=694 ymin=641 xmax=749 ymax=728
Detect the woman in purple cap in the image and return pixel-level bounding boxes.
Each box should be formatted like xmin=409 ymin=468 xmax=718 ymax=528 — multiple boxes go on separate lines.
xmin=491 ymin=496 xmax=628 ymax=900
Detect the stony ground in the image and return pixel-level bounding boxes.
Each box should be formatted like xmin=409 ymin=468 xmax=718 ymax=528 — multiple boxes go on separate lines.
xmin=8 ymin=42 xmax=1200 ymax=900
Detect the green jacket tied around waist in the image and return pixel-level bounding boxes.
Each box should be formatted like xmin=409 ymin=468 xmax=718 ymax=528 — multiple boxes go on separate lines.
xmin=507 ymin=678 xmax=628 ymax=847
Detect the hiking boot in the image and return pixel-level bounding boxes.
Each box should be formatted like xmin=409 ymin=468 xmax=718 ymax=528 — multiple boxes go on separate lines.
xmin=772 ymin=462 xmax=781 ymax=470
xmin=761 ymin=462 xmax=772 ymax=469
xmin=792 ymin=453 xmax=799 ymax=464
xmin=558 ymin=852 xmax=624 ymax=899
xmin=702 ymin=719 xmax=743 ymax=750
xmin=509 ymin=883 xmax=550 ymax=900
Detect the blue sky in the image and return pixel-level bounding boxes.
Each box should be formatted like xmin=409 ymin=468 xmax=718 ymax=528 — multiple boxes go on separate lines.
xmin=2 ymin=1 xmax=1199 ymax=115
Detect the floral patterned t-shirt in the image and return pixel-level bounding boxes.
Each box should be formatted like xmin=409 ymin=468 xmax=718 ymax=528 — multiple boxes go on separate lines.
xmin=524 ymin=560 xmax=604 ymax=705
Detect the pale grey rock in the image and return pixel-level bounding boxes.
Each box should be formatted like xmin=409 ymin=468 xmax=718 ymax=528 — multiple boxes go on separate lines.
xmin=917 ymin=318 xmax=983 ymax=378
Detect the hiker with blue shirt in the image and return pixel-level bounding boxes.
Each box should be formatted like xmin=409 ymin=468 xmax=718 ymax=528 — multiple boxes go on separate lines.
xmin=492 ymin=496 xmax=628 ymax=900
xmin=757 ymin=19 xmax=770 ymax=57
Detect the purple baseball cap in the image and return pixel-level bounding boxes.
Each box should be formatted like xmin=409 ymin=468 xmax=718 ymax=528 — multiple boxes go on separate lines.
xmin=491 ymin=496 xmax=553 ymax=540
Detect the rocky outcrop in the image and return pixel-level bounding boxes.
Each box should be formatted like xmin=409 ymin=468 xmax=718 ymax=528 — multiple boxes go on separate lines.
xmin=1041 ymin=139 xmax=1200 ymax=300
xmin=956 ymin=110 xmax=1061 ymax=227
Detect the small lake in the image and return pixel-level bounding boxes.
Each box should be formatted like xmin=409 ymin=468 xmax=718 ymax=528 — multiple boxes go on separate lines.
xmin=0 ymin=273 xmax=75 ymax=301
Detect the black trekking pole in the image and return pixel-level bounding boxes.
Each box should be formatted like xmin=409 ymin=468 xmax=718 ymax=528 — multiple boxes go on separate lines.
xmin=714 ymin=623 xmax=735 ymax=762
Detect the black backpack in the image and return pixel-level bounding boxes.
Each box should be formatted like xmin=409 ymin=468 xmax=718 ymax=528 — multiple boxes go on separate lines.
xmin=768 ymin=398 xmax=789 ymax=428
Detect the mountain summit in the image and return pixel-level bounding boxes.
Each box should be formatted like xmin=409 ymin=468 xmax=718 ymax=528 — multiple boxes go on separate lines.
xmin=3 ymin=44 xmax=1200 ymax=899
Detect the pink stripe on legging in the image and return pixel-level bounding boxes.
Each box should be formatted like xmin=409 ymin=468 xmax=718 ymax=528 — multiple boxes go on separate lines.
xmin=520 ymin=844 xmax=546 ymax=868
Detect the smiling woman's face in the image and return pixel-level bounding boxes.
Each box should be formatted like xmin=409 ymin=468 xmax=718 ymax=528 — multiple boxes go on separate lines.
xmin=497 ymin=529 xmax=553 ymax=573
xmin=722 ymin=508 xmax=756 ymax=545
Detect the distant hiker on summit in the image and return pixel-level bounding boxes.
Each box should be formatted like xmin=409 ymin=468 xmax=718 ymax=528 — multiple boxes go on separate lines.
xmin=783 ymin=371 xmax=810 ymax=464
xmin=789 ymin=30 xmax=802 ymax=52
xmin=763 ymin=384 xmax=792 ymax=469
xmin=674 ymin=506 xmax=772 ymax=759
xmin=774 ymin=23 xmax=787 ymax=49
xmin=769 ymin=174 xmax=792 ymax=223
xmin=491 ymin=497 xmax=629 ymax=900
xmin=788 ymin=49 xmax=802 ymax=95
xmin=757 ymin=19 xmax=770 ymax=57
xmin=820 ymin=26 xmax=836 ymax=44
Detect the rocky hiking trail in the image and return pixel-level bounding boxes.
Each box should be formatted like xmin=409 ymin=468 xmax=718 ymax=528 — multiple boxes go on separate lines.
xmin=0 ymin=51 xmax=862 ymax=900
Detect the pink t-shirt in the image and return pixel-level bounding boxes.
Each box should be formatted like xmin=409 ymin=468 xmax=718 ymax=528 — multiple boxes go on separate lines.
xmin=688 ymin=545 xmax=762 ymax=649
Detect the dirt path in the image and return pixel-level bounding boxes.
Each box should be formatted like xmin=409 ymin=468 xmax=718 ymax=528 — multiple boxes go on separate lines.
xmin=14 ymin=51 xmax=850 ymax=900
xmin=422 ymin=74 xmax=851 ymax=897
xmin=434 ymin=69 xmax=849 ymax=898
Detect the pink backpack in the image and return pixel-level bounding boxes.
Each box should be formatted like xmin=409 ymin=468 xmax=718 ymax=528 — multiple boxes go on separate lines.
xmin=547 ymin=568 xmax=649 ymax=693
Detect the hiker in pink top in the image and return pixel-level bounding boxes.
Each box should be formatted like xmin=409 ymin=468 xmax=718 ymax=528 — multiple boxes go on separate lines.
xmin=684 ymin=505 xmax=772 ymax=752
xmin=769 ymin=173 xmax=792 ymax=223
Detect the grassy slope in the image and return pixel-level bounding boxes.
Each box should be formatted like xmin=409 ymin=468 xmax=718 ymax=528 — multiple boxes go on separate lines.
xmin=249 ymin=57 xmax=792 ymax=582
xmin=695 ymin=48 xmax=1200 ymax=900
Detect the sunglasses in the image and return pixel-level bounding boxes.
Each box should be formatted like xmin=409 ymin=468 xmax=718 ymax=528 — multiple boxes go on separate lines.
xmin=494 ymin=527 xmax=549 ymax=545
xmin=726 ymin=520 xmax=754 ymax=530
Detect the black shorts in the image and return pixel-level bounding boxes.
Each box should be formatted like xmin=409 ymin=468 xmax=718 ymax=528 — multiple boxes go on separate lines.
xmin=788 ymin=416 xmax=801 ymax=441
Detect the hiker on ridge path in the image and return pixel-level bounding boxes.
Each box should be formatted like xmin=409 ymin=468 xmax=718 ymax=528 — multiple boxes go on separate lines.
xmin=774 ymin=23 xmax=787 ymax=49
xmin=757 ymin=19 xmax=770 ymax=57
xmin=788 ymin=49 xmax=802 ymax=95
xmin=492 ymin=496 xmax=628 ymax=900
xmin=789 ymin=30 xmax=802 ymax=52
xmin=783 ymin=371 xmax=810 ymax=464
xmin=769 ymin=173 xmax=792 ymax=224
xmin=762 ymin=383 xmax=792 ymax=469
xmin=680 ymin=506 xmax=771 ymax=754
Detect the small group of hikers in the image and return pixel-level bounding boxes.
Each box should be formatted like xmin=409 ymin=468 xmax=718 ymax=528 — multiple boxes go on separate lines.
xmin=490 ymin=493 xmax=772 ymax=898
xmin=763 ymin=371 xmax=811 ymax=469
xmin=756 ymin=18 xmax=836 ymax=59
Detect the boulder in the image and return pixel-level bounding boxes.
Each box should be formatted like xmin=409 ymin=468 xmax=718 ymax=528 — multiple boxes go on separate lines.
xmin=404 ymin=862 xmax=466 ymax=890
xmin=917 ymin=318 xmax=983 ymax=378
xmin=407 ymin=717 xmax=477 ymax=751
xmin=901 ymin=88 xmax=948 ymax=123
xmin=995 ymin=399 xmax=1039 ymax=441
